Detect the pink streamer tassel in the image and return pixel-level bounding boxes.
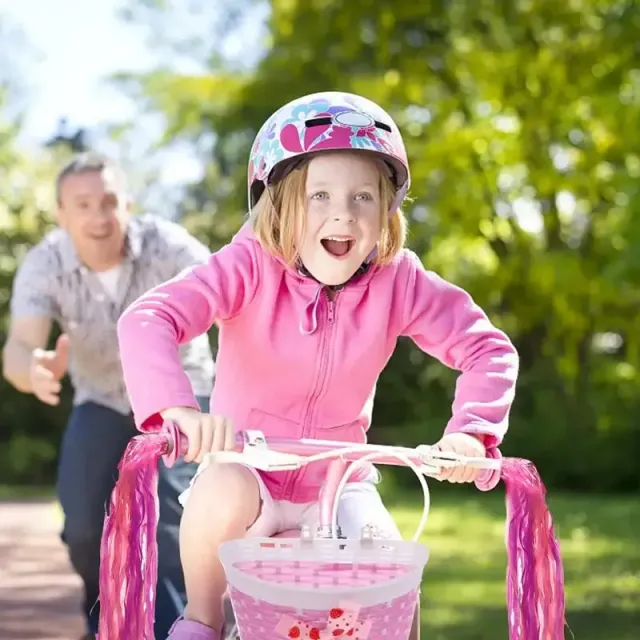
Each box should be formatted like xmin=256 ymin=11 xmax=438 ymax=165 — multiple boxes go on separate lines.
xmin=502 ymin=458 xmax=566 ymax=639
xmin=97 ymin=430 xmax=173 ymax=640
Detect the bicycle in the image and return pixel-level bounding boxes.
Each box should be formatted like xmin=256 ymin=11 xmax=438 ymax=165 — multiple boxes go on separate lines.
xmin=97 ymin=421 xmax=566 ymax=640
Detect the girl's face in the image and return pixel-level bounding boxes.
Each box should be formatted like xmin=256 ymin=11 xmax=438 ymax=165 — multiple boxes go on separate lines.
xmin=296 ymin=152 xmax=383 ymax=286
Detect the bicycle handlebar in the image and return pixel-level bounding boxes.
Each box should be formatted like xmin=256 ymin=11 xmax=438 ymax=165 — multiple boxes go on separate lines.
xmin=159 ymin=421 xmax=502 ymax=491
xmin=159 ymin=424 xmax=502 ymax=543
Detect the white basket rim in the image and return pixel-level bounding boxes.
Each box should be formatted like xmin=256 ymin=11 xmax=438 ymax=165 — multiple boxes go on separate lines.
xmin=220 ymin=536 xmax=427 ymax=560
xmin=220 ymin=537 xmax=429 ymax=610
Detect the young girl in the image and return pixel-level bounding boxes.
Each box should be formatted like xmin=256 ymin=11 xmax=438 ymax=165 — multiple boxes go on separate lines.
xmin=116 ymin=91 xmax=519 ymax=640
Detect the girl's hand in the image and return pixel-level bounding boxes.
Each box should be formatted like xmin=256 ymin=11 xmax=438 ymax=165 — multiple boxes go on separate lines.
xmin=160 ymin=407 xmax=236 ymax=463
xmin=433 ymin=432 xmax=486 ymax=483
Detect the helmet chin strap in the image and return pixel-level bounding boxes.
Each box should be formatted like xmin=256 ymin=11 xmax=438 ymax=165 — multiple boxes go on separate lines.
xmin=366 ymin=182 xmax=409 ymax=263
xmin=296 ymin=260 xmax=370 ymax=291
xmin=365 ymin=247 xmax=378 ymax=263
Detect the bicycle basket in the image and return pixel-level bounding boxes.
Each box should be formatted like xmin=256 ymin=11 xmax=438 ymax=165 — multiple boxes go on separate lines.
xmin=219 ymin=536 xmax=428 ymax=640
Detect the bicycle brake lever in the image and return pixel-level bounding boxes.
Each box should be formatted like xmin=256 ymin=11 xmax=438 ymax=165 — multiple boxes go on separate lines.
xmin=206 ymin=448 xmax=304 ymax=472
xmin=416 ymin=445 xmax=502 ymax=472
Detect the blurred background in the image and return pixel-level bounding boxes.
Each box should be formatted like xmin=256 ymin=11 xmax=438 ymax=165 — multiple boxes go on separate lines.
xmin=0 ymin=0 xmax=638 ymax=638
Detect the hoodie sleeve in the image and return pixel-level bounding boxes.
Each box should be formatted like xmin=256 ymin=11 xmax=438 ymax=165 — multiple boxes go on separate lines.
xmin=117 ymin=239 xmax=260 ymax=431
xmin=399 ymin=251 xmax=519 ymax=448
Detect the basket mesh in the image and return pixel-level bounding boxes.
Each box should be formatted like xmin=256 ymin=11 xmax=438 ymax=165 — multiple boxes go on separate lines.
xmin=234 ymin=559 xmax=412 ymax=587
xmin=229 ymin=584 xmax=419 ymax=640
xmin=228 ymin=558 xmax=419 ymax=639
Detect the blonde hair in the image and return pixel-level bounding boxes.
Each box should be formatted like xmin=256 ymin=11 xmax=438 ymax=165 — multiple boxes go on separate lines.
xmin=251 ymin=155 xmax=407 ymax=266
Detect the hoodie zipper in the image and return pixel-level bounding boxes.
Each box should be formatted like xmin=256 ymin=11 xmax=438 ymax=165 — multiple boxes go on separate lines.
xmin=283 ymin=290 xmax=337 ymax=500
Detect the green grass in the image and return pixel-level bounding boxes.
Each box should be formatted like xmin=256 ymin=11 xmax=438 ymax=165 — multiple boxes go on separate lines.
xmin=387 ymin=484 xmax=640 ymax=639
xmin=2 ymin=483 xmax=638 ymax=638
xmin=0 ymin=484 xmax=55 ymax=500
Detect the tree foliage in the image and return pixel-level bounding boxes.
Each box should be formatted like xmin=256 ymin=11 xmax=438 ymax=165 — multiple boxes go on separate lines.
xmin=2 ymin=1 xmax=640 ymax=490
xmin=111 ymin=0 xmax=640 ymax=490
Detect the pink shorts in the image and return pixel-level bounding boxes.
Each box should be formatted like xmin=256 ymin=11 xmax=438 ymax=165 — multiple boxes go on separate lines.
xmin=179 ymin=460 xmax=402 ymax=540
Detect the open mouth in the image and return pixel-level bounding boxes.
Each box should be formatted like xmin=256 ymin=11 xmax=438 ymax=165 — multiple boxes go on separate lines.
xmin=321 ymin=236 xmax=355 ymax=258
xmin=87 ymin=227 xmax=114 ymax=240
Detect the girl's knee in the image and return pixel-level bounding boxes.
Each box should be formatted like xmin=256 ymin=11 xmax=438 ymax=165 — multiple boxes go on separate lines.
xmin=184 ymin=462 xmax=261 ymax=527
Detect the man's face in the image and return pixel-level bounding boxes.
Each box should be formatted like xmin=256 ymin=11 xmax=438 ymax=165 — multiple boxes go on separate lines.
xmin=57 ymin=168 xmax=130 ymax=270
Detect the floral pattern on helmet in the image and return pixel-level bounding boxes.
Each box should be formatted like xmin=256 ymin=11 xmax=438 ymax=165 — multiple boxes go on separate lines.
xmin=248 ymin=91 xmax=409 ymax=207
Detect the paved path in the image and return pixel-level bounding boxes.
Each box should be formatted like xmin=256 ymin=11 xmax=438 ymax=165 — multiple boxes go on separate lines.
xmin=0 ymin=500 xmax=85 ymax=640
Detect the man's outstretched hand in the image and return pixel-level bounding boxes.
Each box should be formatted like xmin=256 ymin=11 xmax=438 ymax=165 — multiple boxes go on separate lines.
xmin=30 ymin=333 xmax=70 ymax=405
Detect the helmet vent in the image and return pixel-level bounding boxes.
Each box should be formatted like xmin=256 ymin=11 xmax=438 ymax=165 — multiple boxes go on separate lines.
xmin=305 ymin=116 xmax=392 ymax=133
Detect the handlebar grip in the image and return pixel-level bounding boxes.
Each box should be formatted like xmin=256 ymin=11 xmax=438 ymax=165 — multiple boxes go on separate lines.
xmin=474 ymin=446 xmax=502 ymax=491
xmin=159 ymin=420 xmax=246 ymax=467
xmin=159 ymin=420 xmax=184 ymax=468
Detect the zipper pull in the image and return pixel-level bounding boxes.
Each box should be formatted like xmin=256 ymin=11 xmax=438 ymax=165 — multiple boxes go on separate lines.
xmin=327 ymin=299 xmax=335 ymax=324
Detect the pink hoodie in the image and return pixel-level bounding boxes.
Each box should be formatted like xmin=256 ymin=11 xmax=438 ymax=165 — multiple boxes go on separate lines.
xmin=117 ymin=223 xmax=519 ymax=503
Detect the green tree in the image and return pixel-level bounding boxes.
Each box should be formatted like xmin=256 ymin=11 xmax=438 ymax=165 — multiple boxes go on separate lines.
xmin=113 ymin=0 xmax=640 ymax=490
xmin=0 ymin=120 xmax=72 ymax=484
xmin=0 ymin=15 xmax=76 ymax=483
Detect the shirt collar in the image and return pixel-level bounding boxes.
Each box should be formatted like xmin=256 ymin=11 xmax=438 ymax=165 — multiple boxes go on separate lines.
xmin=59 ymin=218 xmax=143 ymax=272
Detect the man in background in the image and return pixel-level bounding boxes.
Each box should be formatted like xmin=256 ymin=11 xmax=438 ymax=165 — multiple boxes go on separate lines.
xmin=2 ymin=153 xmax=215 ymax=640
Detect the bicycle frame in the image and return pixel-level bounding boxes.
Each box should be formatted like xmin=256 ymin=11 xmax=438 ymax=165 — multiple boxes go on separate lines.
xmin=196 ymin=428 xmax=499 ymax=541
xmin=97 ymin=422 xmax=566 ymax=640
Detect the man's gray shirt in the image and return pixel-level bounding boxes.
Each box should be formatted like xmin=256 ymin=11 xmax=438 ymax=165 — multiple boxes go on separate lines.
xmin=10 ymin=214 xmax=215 ymax=414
